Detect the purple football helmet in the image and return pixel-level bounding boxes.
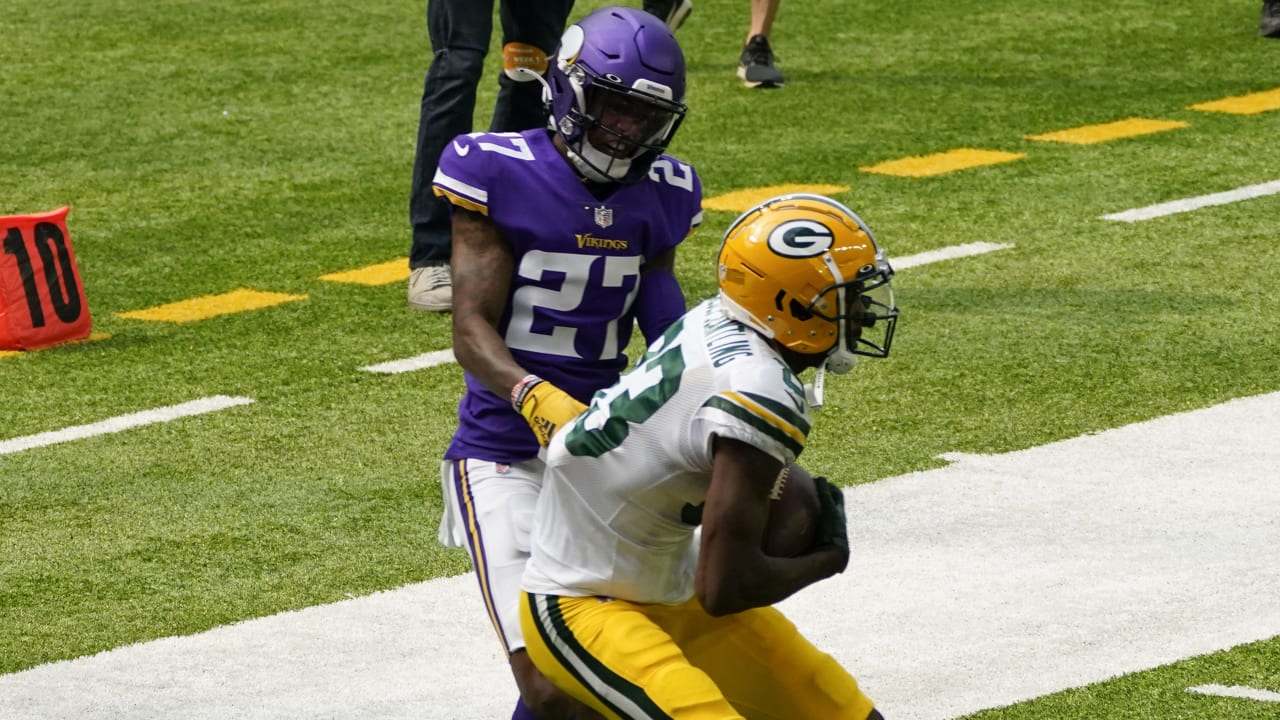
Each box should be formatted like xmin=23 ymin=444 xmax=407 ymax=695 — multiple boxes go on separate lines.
xmin=548 ymin=6 xmax=687 ymax=184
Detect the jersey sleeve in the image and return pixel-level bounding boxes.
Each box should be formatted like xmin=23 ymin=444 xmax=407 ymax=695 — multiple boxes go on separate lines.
xmin=694 ymin=359 xmax=811 ymax=467
xmin=651 ymin=155 xmax=703 ymax=255
xmin=682 ymin=163 xmax=704 ymax=236
xmin=432 ymin=133 xmax=491 ymax=215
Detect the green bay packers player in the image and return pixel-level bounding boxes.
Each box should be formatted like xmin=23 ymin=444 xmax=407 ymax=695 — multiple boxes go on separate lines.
xmin=518 ymin=193 xmax=898 ymax=719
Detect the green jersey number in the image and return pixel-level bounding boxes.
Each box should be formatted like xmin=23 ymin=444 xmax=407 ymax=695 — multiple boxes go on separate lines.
xmin=565 ymin=319 xmax=687 ymax=457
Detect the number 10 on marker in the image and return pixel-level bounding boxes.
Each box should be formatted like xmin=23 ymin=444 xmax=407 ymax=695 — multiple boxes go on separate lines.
xmin=0 ymin=206 xmax=92 ymax=351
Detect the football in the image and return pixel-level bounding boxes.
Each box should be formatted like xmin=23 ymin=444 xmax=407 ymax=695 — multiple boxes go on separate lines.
xmin=762 ymin=463 xmax=821 ymax=557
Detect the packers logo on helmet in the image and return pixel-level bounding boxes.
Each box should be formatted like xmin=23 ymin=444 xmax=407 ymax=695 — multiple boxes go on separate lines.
xmin=717 ymin=193 xmax=898 ymax=374
xmin=767 ymin=219 xmax=835 ymax=258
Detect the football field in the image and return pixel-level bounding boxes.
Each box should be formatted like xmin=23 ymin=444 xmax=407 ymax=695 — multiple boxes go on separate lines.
xmin=1 ymin=392 xmax=1278 ymax=718
xmin=3 ymin=0 xmax=1279 ymax=717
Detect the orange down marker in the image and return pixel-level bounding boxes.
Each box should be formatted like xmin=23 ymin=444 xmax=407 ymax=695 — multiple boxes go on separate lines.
xmin=0 ymin=206 xmax=92 ymax=350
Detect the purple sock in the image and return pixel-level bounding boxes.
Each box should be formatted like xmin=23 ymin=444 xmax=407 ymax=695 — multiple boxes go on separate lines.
xmin=511 ymin=697 xmax=539 ymax=720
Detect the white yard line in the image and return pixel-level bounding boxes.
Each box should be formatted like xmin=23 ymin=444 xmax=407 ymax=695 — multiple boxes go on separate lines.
xmin=891 ymin=241 xmax=1013 ymax=269
xmin=1100 ymin=178 xmax=1280 ymax=222
xmin=2 ymin=392 xmax=1277 ymax=720
xmin=0 ymin=396 xmax=254 ymax=456
xmin=1187 ymin=684 xmax=1280 ymax=703
xmin=359 ymin=348 xmax=456 ymax=374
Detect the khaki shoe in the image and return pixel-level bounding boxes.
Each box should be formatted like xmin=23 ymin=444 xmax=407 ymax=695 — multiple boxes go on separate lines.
xmin=407 ymin=264 xmax=452 ymax=312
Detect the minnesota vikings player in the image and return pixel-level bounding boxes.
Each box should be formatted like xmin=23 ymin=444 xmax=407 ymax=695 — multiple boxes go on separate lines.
xmin=432 ymin=7 xmax=702 ymax=719
xmin=520 ymin=194 xmax=899 ymax=719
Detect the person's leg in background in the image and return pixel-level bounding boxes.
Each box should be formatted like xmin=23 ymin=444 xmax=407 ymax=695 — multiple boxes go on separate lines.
xmin=738 ymin=0 xmax=784 ymax=89
xmin=1262 ymin=0 xmax=1280 ymax=38
xmin=407 ymin=0 xmax=494 ymax=312
xmin=492 ymin=0 xmax=576 ymax=133
xmin=642 ymin=0 xmax=693 ymax=31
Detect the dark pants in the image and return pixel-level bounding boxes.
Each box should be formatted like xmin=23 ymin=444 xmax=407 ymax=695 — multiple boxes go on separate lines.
xmin=408 ymin=0 xmax=575 ymax=267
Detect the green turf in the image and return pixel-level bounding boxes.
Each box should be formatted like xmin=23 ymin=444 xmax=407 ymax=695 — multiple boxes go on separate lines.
xmin=2 ymin=0 xmax=1278 ymax=714
xmin=962 ymin=637 xmax=1280 ymax=720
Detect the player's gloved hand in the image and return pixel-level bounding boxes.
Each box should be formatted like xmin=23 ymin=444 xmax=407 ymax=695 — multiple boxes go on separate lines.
xmin=811 ymin=475 xmax=850 ymax=557
xmin=511 ymin=374 xmax=587 ymax=447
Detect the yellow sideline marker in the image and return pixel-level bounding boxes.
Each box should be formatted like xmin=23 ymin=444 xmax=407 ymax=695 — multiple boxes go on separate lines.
xmin=703 ymin=184 xmax=850 ymax=213
xmin=0 ymin=332 xmax=112 ymax=359
xmin=1189 ymin=87 xmax=1280 ymax=115
xmin=1025 ymin=117 xmax=1187 ymax=144
xmin=117 ymin=289 xmax=307 ymax=323
xmin=319 ymin=258 xmax=410 ymax=286
xmin=860 ymin=149 xmax=1024 ymax=178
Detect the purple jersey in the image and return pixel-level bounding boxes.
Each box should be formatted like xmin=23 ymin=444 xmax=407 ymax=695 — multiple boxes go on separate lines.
xmin=433 ymin=128 xmax=703 ymax=463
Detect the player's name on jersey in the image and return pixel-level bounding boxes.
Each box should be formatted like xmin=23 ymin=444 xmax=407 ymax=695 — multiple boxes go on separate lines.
xmin=704 ymin=309 xmax=753 ymax=368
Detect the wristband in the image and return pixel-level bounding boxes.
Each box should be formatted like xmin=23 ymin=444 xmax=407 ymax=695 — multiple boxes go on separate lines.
xmin=510 ymin=374 xmax=544 ymax=412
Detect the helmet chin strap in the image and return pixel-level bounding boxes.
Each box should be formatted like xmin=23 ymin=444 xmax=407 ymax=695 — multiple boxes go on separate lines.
xmin=514 ymin=66 xmax=551 ymax=89
xmin=824 ymin=347 xmax=858 ymax=375
xmin=805 ymin=364 xmax=827 ymax=410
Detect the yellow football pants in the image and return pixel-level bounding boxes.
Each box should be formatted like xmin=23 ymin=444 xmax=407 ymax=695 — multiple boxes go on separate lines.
xmin=520 ymin=592 xmax=876 ymax=720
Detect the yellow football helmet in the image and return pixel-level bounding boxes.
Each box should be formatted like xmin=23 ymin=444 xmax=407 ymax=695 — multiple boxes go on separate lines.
xmin=717 ymin=193 xmax=898 ymax=374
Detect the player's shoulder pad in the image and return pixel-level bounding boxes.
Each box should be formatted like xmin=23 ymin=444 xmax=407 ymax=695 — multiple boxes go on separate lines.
xmin=433 ymin=132 xmax=507 ymax=213
xmin=647 ymin=154 xmax=702 ymax=236
xmin=647 ymin=155 xmax=700 ymax=197
xmin=704 ymin=356 xmax=811 ymax=458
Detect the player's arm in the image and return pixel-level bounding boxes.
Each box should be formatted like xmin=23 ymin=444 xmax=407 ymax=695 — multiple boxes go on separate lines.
xmin=451 ymin=207 xmax=526 ymax=396
xmin=450 ymin=208 xmax=585 ymax=445
xmin=635 ymin=247 xmax=685 ymax=344
xmin=695 ymin=436 xmax=849 ymax=617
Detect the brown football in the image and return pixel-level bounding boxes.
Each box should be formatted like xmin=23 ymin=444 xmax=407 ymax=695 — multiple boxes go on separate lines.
xmin=762 ymin=463 xmax=820 ymax=557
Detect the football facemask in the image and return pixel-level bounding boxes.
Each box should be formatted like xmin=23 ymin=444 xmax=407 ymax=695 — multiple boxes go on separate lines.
xmin=803 ymin=249 xmax=897 ymax=374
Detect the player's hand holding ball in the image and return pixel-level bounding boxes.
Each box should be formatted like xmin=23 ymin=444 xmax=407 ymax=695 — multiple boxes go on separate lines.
xmin=811 ymin=475 xmax=850 ymax=569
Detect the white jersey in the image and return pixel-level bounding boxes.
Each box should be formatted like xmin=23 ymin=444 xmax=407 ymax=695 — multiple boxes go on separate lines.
xmin=522 ymin=298 xmax=813 ymax=604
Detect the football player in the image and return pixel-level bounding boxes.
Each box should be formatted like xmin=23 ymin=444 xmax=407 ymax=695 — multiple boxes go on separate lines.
xmin=519 ymin=193 xmax=898 ymax=719
xmin=432 ymin=7 xmax=702 ymax=720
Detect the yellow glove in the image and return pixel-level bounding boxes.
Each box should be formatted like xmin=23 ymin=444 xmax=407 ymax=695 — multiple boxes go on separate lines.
xmin=511 ymin=374 xmax=587 ymax=447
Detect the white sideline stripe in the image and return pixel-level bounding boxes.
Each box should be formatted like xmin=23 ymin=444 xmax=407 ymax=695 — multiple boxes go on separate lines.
xmin=1187 ymin=684 xmax=1280 ymax=702
xmin=358 ymin=349 xmax=455 ymax=374
xmin=0 ymin=396 xmax=254 ymax=456
xmin=891 ymin=241 xmax=1013 ymax=269
xmin=360 ymin=244 xmax=1003 ymax=375
xmin=2 ymin=392 xmax=1278 ymax=720
xmin=1100 ymin=178 xmax=1280 ymax=222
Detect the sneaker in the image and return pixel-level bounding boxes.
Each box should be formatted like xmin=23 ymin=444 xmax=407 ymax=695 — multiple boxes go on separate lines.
xmin=1263 ymin=0 xmax=1280 ymax=37
xmin=738 ymin=34 xmax=785 ymax=89
xmin=407 ymin=264 xmax=452 ymax=312
xmin=644 ymin=0 xmax=693 ymax=31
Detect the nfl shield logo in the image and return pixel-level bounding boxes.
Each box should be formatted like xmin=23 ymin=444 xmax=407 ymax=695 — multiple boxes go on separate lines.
xmin=593 ymin=206 xmax=613 ymax=228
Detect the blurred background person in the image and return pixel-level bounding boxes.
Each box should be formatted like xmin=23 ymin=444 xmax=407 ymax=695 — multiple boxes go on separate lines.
xmin=407 ymin=0 xmax=575 ymax=312
xmin=1262 ymin=0 xmax=1280 ymax=37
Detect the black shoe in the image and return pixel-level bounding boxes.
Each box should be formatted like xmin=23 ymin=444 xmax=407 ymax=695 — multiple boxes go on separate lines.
xmin=1263 ymin=0 xmax=1280 ymax=38
xmin=643 ymin=0 xmax=692 ymax=31
xmin=738 ymin=34 xmax=785 ymax=88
